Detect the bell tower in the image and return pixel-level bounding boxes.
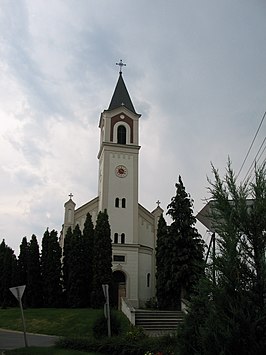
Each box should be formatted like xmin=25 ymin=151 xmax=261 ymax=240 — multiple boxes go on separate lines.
xmin=97 ymin=62 xmax=141 ymax=245
xmin=61 ymin=62 xmax=161 ymax=307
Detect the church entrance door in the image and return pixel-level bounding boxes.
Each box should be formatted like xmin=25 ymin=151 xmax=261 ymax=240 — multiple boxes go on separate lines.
xmin=113 ymin=271 xmax=126 ymax=310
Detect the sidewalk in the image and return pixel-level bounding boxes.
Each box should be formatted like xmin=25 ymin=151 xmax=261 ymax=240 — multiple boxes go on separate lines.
xmin=0 ymin=328 xmax=59 ymax=351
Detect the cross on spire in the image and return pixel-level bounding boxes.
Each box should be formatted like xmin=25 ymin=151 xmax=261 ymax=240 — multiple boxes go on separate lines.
xmin=69 ymin=193 xmax=73 ymax=200
xmin=156 ymin=200 xmax=161 ymax=207
xmin=116 ymin=59 xmax=126 ymax=74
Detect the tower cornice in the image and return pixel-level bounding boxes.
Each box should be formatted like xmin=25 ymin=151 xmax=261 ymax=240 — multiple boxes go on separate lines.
xmin=97 ymin=141 xmax=141 ymax=159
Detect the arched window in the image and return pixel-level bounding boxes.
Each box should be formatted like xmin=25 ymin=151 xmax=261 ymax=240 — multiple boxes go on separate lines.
xmin=122 ymin=198 xmax=126 ymax=208
xmin=117 ymin=125 xmax=126 ymax=144
xmin=147 ymin=273 xmax=150 ymax=287
xmin=115 ymin=198 xmax=119 ymax=208
xmin=121 ymin=233 xmax=125 ymax=244
xmin=114 ymin=233 xmax=118 ymax=244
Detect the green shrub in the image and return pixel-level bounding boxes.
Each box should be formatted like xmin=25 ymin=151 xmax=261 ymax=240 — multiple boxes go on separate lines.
xmin=125 ymin=325 xmax=147 ymax=342
xmin=92 ymin=311 xmax=121 ymax=339
xmin=58 ymin=336 xmax=151 ymax=355
xmin=58 ymin=334 xmax=179 ymax=355
xmin=145 ymin=297 xmax=158 ymax=309
xmin=57 ymin=337 xmax=100 ymax=352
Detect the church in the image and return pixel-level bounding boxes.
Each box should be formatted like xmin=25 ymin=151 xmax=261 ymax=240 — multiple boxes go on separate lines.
xmin=60 ymin=62 xmax=162 ymax=308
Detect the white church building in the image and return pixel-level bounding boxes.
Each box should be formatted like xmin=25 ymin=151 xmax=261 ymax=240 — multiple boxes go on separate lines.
xmin=60 ymin=64 xmax=162 ymax=308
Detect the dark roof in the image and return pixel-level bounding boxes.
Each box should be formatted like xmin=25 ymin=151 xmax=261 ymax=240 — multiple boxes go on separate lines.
xmin=108 ymin=73 xmax=136 ymax=114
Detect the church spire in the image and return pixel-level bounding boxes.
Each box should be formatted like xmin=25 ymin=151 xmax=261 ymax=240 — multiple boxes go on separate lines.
xmin=108 ymin=61 xmax=136 ymax=114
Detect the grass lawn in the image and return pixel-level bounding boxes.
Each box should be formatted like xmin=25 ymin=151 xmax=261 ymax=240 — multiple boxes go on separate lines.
xmin=0 ymin=308 xmax=178 ymax=355
xmin=5 ymin=347 xmax=101 ymax=355
xmin=0 ymin=308 xmax=128 ymax=337
xmin=0 ymin=308 xmax=130 ymax=354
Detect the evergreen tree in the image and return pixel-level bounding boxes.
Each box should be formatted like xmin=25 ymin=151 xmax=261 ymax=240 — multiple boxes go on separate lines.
xmin=80 ymin=213 xmax=94 ymax=307
xmin=66 ymin=224 xmax=87 ymax=307
xmin=91 ymin=210 xmax=113 ymax=308
xmin=241 ymin=166 xmax=266 ymax=310
xmin=178 ymin=162 xmax=266 ymax=354
xmin=0 ymin=240 xmax=18 ymax=307
xmin=167 ymin=176 xmax=205 ymax=299
xmin=17 ymin=237 xmax=29 ymax=306
xmin=27 ymin=235 xmax=43 ymax=307
xmin=156 ymin=214 xmax=170 ymax=308
xmin=41 ymin=229 xmax=63 ymax=307
xmin=18 ymin=237 xmax=28 ymax=285
xmin=156 ymin=176 xmax=204 ymax=310
xmin=63 ymin=218 xmax=95 ymax=308
xmin=0 ymin=240 xmax=7 ymax=306
xmin=62 ymin=226 xmax=73 ymax=305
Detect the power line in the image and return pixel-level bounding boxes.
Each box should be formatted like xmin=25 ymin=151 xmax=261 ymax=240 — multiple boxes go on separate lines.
xmin=250 ymin=156 xmax=266 ymax=184
xmin=236 ymin=111 xmax=266 ymax=180
xmin=243 ymin=136 xmax=266 ymax=183
xmin=257 ymin=143 xmax=266 ymax=164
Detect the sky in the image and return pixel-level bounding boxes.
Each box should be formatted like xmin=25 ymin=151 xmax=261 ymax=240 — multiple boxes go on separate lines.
xmin=0 ymin=0 xmax=266 ymax=254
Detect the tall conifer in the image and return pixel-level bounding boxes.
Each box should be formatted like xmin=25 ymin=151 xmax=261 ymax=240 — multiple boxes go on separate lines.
xmin=62 ymin=226 xmax=73 ymax=305
xmin=41 ymin=229 xmax=63 ymax=307
xmin=18 ymin=237 xmax=28 ymax=286
xmin=66 ymin=224 xmax=85 ymax=307
xmin=81 ymin=213 xmax=94 ymax=306
xmin=156 ymin=215 xmax=169 ymax=308
xmin=0 ymin=240 xmax=17 ymax=307
xmin=91 ymin=210 xmax=113 ymax=308
xmin=156 ymin=176 xmax=204 ymax=310
xmin=17 ymin=237 xmax=29 ymax=306
xmin=27 ymin=235 xmax=43 ymax=307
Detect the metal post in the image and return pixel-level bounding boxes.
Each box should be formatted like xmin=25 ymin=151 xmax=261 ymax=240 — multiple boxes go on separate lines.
xmin=9 ymin=285 xmax=28 ymax=347
xmin=106 ymin=288 xmax=111 ymax=338
xmin=212 ymin=233 xmax=216 ymax=286
xmin=102 ymin=284 xmax=111 ymax=337
xmin=17 ymin=289 xmax=28 ymax=347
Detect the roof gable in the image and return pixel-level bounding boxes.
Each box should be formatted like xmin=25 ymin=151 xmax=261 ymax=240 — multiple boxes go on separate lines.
xmin=108 ymin=73 xmax=136 ymax=114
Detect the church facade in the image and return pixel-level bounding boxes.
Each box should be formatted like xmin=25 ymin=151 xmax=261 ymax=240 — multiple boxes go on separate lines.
xmin=60 ymin=67 xmax=162 ymax=307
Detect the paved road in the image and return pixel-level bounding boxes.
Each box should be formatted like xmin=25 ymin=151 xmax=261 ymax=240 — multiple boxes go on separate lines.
xmin=0 ymin=329 xmax=59 ymax=350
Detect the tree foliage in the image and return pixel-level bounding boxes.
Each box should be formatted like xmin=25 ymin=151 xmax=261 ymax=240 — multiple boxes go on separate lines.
xmin=178 ymin=161 xmax=266 ymax=354
xmin=0 ymin=240 xmax=18 ymax=307
xmin=62 ymin=218 xmax=95 ymax=308
xmin=156 ymin=176 xmax=205 ymax=310
xmin=41 ymin=229 xmax=63 ymax=307
xmin=17 ymin=236 xmax=30 ymax=306
xmin=63 ymin=225 xmax=82 ymax=307
xmin=1 ymin=210 xmax=99 ymax=309
xmin=18 ymin=237 xmax=28 ymax=286
xmin=62 ymin=226 xmax=73 ymax=305
xmin=81 ymin=213 xmax=95 ymax=307
xmin=91 ymin=210 xmax=113 ymax=308
xmin=156 ymin=215 xmax=169 ymax=308
xmin=27 ymin=235 xmax=43 ymax=307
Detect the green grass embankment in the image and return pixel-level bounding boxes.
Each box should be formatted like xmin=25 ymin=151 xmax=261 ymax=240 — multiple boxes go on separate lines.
xmin=0 ymin=308 xmax=116 ymax=337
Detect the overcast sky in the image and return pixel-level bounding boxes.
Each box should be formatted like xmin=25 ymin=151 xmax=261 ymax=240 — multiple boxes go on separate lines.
xmin=1 ymin=0 xmax=265 ymax=253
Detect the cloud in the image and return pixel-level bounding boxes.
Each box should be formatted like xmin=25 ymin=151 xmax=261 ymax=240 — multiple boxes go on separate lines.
xmin=0 ymin=0 xmax=266 ymax=253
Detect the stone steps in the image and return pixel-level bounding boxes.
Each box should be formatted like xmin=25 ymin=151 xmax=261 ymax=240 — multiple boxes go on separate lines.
xmin=135 ymin=310 xmax=184 ymax=331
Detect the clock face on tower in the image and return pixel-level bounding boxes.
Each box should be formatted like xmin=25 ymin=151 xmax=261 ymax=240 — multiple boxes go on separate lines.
xmin=115 ymin=165 xmax=128 ymax=178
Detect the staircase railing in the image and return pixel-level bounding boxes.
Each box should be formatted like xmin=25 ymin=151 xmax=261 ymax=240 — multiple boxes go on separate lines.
xmin=121 ymin=297 xmax=136 ymax=325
